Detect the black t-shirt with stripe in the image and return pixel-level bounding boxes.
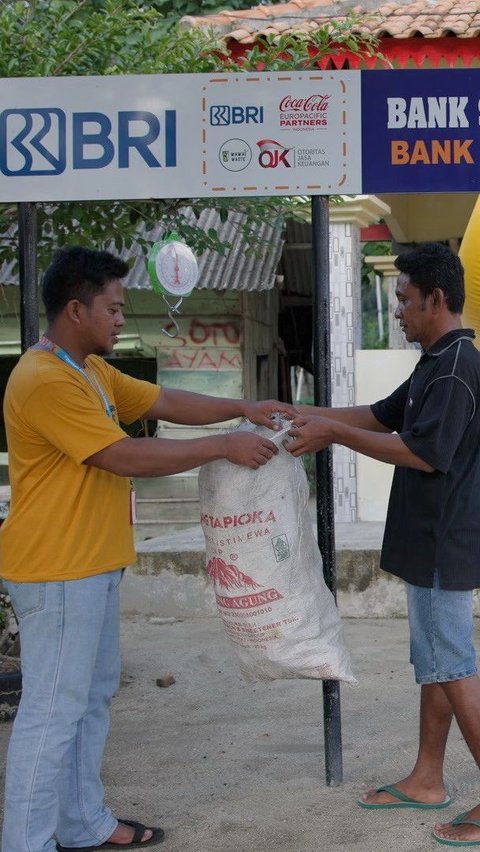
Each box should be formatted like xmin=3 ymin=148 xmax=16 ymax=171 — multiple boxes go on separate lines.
xmin=371 ymin=328 xmax=480 ymax=590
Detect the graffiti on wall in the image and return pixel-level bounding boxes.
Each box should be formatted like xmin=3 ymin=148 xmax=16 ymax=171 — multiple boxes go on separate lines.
xmin=158 ymin=318 xmax=242 ymax=371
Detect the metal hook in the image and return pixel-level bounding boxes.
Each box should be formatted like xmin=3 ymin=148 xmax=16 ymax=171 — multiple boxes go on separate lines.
xmin=160 ymin=295 xmax=184 ymax=339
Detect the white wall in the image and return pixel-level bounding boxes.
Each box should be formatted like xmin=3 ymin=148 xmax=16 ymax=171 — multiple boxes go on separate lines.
xmin=354 ymin=349 xmax=420 ymax=522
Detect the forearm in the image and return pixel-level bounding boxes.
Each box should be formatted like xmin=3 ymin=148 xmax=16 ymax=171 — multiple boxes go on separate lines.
xmin=85 ymin=436 xmax=230 ymax=477
xmin=85 ymin=427 xmax=281 ymax=475
xmin=295 ymin=404 xmax=389 ymax=432
xmin=325 ymin=422 xmax=434 ymax=471
xmin=144 ymin=389 xmax=298 ymax=430
xmin=145 ymin=388 xmax=247 ymax=425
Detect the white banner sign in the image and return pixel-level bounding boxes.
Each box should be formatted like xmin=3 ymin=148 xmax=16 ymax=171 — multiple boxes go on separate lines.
xmin=0 ymin=72 xmax=362 ymax=202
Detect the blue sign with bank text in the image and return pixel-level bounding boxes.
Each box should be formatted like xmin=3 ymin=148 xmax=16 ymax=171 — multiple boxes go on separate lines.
xmin=361 ymin=68 xmax=480 ymax=193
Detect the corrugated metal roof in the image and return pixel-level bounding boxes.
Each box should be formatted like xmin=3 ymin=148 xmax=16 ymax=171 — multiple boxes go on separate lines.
xmin=0 ymin=207 xmax=284 ymax=293
xmin=0 ymin=258 xmax=16 ymax=287
xmin=277 ymin=219 xmax=313 ymax=297
xmin=125 ymin=207 xmax=284 ymax=292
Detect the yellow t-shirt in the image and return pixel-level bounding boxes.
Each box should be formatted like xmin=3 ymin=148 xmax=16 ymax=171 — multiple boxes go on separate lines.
xmin=0 ymin=349 xmax=159 ymax=582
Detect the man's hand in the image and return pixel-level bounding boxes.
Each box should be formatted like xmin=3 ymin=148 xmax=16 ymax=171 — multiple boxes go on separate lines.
xmin=242 ymin=400 xmax=298 ymax=430
xmin=224 ymin=432 xmax=279 ymax=469
xmin=285 ymin=415 xmax=333 ymax=456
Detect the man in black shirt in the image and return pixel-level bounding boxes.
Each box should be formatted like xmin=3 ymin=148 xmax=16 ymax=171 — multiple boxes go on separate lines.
xmin=287 ymin=242 xmax=480 ymax=846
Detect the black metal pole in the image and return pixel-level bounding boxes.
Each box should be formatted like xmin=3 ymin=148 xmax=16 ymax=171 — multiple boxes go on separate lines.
xmin=18 ymin=202 xmax=39 ymax=352
xmin=311 ymin=195 xmax=343 ymax=786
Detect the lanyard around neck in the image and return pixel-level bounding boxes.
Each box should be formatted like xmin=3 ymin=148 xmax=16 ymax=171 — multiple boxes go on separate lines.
xmin=31 ymin=336 xmax=115 ymax=419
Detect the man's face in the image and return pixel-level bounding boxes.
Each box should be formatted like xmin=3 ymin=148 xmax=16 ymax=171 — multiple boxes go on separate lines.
xmin=81 ymin=279 xmax=126 ymax=356
xmin=394 ymin=272 xmax=430 ymax=346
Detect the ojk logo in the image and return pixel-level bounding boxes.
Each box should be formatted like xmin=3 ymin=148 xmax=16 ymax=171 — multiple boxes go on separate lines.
xmin=257 ymin=138 xmax=294 ymax=168
xmin=0 ymin=108 xmax=177 ymax=176
xmin=210 ymin=105 xmax=264 ymax=126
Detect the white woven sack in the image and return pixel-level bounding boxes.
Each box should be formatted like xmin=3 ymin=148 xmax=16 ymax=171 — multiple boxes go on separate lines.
xmin=198 ymin=418 xmax=356 ymax=684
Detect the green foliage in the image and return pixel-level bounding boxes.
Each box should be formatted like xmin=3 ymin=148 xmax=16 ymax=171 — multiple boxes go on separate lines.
xmin=295 ymin=397 xmax=316 ymax=495
xmin=0 ymin=0 xmax=382 ymax=277
xmin=231 ymin=15 xmax=382 ymax=72
xmin=362 ymin=313 xmax=388 ymax=349
xmin=130 ymin=0 xmax=263 ymax=24
xmin=0 ymin=197 xmax=311 ymax=281
xmin=361 ymin=239 xmax=392 ymax=349
xmin=302 ymin=450 xmax=317 ymax=496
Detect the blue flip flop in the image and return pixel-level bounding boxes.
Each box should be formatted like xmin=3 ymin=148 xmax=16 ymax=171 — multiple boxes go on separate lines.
xmin=432 ymin=811 xmax=480 ymax=846
xmin=357 ymin=783 xmax=452 ymax=810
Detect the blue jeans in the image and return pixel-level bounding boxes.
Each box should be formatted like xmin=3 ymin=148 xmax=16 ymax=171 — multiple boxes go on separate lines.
xmin=407 ymin=575 xmax=477 ymax=685
xmin=1 ymin=570 xmax=123 ymax=852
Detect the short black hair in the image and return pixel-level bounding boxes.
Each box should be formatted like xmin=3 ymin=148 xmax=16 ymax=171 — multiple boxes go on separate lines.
xmin=394 ymin=242 xmax=465 ymax=314
xmin=42 ymin=246 xmax=129 ymax=322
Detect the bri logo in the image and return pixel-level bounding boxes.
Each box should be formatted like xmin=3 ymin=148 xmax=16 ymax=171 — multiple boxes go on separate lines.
xmin=0 ymin=108 xmax=177 ymax=176
xmin=210 ymin=105 xmax=264 ymax=126
xmin=0 ymin=109 xmax=66 ymax=175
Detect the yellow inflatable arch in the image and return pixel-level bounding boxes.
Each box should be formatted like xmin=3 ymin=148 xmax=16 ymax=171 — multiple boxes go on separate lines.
xmin=459 ymin=195 xmax=480 ymax=346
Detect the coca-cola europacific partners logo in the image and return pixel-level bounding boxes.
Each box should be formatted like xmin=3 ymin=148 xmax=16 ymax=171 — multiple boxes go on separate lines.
xmin=256 ymin=138 xmax=294 ymax=168
xmin=279 ymin=94 xmax=331 ymax=130
xmin=206 ymin=556 xmax=284 ymax=610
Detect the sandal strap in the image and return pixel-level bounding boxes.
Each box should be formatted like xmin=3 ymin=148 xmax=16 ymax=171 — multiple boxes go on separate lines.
xmin=119 ymin=820 xmax=148 ymax=843
xmin=452 ymin=812 xmax=480 ymax=829
xmin=376 ymin=784 xmax=414 ymax=803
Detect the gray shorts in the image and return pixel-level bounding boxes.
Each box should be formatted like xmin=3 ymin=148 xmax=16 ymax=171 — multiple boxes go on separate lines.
xmin=406 ymin=575 xmax=477 ymax=685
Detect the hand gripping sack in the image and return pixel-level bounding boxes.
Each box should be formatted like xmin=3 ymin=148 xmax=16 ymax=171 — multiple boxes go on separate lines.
xmin=198 ymin=418 xmax=356 ymax=684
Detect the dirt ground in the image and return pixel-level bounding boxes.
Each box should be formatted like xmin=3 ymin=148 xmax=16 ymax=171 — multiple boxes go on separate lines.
xmin=0 ymin=615 xmax=479 ymax=852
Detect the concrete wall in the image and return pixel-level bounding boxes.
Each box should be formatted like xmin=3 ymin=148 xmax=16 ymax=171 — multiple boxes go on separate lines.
xmin=354 ymin=348 xmax=420 ymax=522
xmin=123 ymin=522 xmax=480 ymax=619
xmin=123 ymin=538 xmax=408 ymax=620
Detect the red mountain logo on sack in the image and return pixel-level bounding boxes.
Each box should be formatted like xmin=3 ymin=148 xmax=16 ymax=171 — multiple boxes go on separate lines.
xmin=206 ymin=556 xmax=284 ymax=610
xmin=206 ymin=556 xmax=261 ymax=590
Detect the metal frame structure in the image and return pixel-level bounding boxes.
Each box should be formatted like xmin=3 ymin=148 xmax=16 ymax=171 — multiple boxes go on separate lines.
xmin=17 ymin=193 xmax=343 ymax=786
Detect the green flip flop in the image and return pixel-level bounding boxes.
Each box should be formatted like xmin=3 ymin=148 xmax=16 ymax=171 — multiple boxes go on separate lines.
xmin=432 ymin=812 xmax=480 ymax=846
xmin=357 ymin=783 xmax=452 ymax=810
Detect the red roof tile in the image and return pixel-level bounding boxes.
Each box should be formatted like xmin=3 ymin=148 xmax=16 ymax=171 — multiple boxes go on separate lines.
xmin=180 ymin=0 xmax=480 ymax=42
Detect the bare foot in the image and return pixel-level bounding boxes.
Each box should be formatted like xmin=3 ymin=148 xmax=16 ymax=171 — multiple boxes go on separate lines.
xmin=359 ymin=777 xmax=449 ymax=806
xmin=434 ymin=804 xmax=480 ymax=844
xmin=107 ymin=822 xmax=153 ymax=845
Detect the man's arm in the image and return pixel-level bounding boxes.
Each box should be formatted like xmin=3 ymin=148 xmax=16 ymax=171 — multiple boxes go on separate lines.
xmin=142 ymin=388 xmax=298 ymax=431
xmin=287 ymin=415 xmax=434 ymax=472
xmin=295 ymin=403 xmax=392 ymax=432
xmin=85 ymin=386 xmax=300 ymax=477
xmin=84 ymin=430 xmax=281 ymax=477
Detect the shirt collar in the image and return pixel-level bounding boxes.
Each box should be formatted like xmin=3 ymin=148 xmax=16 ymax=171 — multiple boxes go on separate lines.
xmin=424 ymin=328 xmax=475 ymax=358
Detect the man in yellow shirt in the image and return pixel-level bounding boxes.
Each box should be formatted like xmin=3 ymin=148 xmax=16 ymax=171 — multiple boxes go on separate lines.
xmin=0 ymin=245 xmax=295 ymax=852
